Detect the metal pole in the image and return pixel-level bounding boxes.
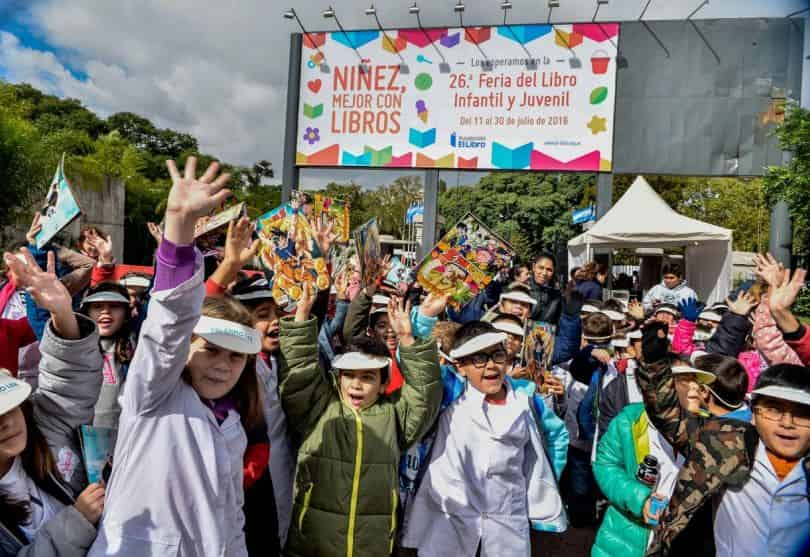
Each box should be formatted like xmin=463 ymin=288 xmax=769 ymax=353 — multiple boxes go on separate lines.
xmin=769 ymin=200 xmax=793 ymax=267
xmin=596 ymin=173 xmax=614 ymax=219
xmin=282 ymin=33 xmax=303 ymax=203
xmin=419 ymin=169 xmax=439 ymax=260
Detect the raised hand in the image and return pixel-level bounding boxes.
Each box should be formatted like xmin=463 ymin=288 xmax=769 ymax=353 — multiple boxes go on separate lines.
xmin=224 ymin=217 xmax=260 ymax=269
xmin=26 ymin=213 xmax=42 ymax=246
xmin=753 ymin=252 xmax=783 ymax=287
xmin=313 ymin=218 xmax=337 ymax=257
xmin=627 ymin=299 xmax=645 ymax=321
xmin=147 ymin=222 xmax=163 ymax=244
xmin=164 ymin=157 xmax=231 ymax=244
xmin=3 ymin=248 xmax=79 ymax=339
xmin=641 ymin=321 xmax=669 ymax=364
xmin=768 ymin=267 xmax=807 ymax=313
xmin=419 ymin=292 xmax=449 ymax=318
xmin=388 ymin=295 xmax=414 ymax=347
xmin=86 ymin=229 xmax=114 ymax=264
xmin=726 ymin=291 xmax=756 ymax=316
xmin=295 ymin=281 xmax=316 ymax=322
xmin=334 ymin=270 xmax=349 ymax=301
xmin=678 ymin=298 xmax=703 ymax=323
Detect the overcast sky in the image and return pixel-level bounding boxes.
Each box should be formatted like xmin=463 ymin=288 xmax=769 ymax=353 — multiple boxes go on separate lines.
xmin=0 ymin=0 xmax=805 ymax=189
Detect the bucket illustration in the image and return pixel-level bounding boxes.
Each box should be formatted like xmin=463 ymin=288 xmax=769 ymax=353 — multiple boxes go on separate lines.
xmin=590 ymin=50 xmax=610 ymax=74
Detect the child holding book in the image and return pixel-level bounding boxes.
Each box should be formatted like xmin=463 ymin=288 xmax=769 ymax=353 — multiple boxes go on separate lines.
xmin=0 ymin=248 xmax=105 ymax=555
xmin=400 ymin=321 xmax=566 ymax=556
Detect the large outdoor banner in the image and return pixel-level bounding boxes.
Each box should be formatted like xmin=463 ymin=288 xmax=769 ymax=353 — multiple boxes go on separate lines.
xmin=296 ymin=24 xmax=619 ymax=172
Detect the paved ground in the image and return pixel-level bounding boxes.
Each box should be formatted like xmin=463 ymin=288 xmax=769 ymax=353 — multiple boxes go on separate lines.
xmin=532 ymin=526 xmax=597 ymax=557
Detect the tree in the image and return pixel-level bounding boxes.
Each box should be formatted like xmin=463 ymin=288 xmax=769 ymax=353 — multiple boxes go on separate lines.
xmin=439 ymin=172 xmax=590 ymax=261
xmin=613 ymin=175 xmax=770 ymax=252
xmin=763 ymin=102 xmax=810 ymax=254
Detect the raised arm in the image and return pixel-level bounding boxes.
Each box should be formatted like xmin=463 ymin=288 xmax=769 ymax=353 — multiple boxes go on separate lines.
xmin=388 ymin=296 xmax=442 ymax=449
xmin=4 ymin=248 xmax=103 ymax=494
xmin=205 ymin=216 xmax=261 ymax=297
xmin=704 ymin=293 xmax=755 ymax=357
xmin=636 ymin=322 xmax=690 ymax=453
xmin=124 ymin=157 xmax=232 ymax=414
xmin=278 ymin=284 xmax=335 ymax=436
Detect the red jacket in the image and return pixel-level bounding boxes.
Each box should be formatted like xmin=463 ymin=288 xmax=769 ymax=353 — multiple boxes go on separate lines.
xmin=0 ymin=317 xmax=37 ymax=375
xmin=786 ymin=325 xmax=810 ymax=367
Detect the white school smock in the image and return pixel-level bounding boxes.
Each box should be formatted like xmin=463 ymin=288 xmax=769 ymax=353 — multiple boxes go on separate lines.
xmin=88 ymin=258 xmax=248 ymax=557
xmin=713 ymin=441 xmax=809 ymax=557
xmin=255 ymin=355 xmax=295 ymax=546
xmin=401 ymin=380 xmax=565 ymax=556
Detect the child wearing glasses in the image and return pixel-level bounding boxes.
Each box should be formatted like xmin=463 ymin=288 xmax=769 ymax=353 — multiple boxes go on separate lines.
xmin=400 ymin=321 xmax=567 ymax=556
xmin=637 ymin=320 xmax=810 ymax=557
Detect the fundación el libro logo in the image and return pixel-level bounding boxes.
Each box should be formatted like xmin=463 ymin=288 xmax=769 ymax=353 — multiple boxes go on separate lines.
xmin=450 ymin=132 xmax=486 ymax=149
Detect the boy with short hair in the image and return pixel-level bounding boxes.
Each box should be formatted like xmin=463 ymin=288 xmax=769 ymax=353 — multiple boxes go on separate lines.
xmin=279 ymin=291 xmax=442 ymax=557
xmin=638 ymin=321 xmax=810 ymax=557
xmin=401 ymin=321 xmax=566 ymax=556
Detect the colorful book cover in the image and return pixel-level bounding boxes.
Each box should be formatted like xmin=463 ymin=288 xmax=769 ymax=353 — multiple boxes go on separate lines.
xmin=314 ymin=194 xmax=350 ymax=243
xmin=353 ymin=218 xmax=382 ymax=289
xmin=194 ymin=202 xmax=246 ymax=239
xmin=256 ymin=201 xmax=330 ymax=305
xmin=384 ymin=257 xmax=412 ymax=289
xmin=79 ymin=425 xmax=116 ymax=484
xmin=524 ymin=321 xmax=557 ymax=373
xmin=35 ymin=155 xmax=83 ymax=249
xmin=415 ymin=213 xmax=514 ymax=308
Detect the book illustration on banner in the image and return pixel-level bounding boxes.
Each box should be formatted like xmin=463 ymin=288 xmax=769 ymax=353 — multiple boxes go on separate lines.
xmin=35 ymin=154 xmax=83 ymax=249
xmin=524 ymin=321 xmax=557 ymax=385
xmin=256 ymin=200 xmax=330 ymax=304
xmin=79 ymin=425 xmax=116 ymax=485
xmin=353 ymin=218 xmax=382 ymax=289
xmin=194 ymin=202 xmax=246 ymax=239
xmin=313 ymin=194 xmax=351 ymax=243
xmin=415 ymin=213 xmax=514 ymax=308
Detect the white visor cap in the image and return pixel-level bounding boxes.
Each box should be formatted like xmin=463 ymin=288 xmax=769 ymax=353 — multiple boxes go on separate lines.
xmin=81 ymin=291 xmax=130 ymax=307
xmin=332 ymin=352 xmax=391 ymax=371
xmin=751 ymin=385 xmax=810 ymax=406
xmin=449 ymin=332 xmax=507 ymax=360
xmin=193 ymin=316 xmax=262 ymax=355
xmin=500 ymin=291 xmax=537 ymax=307
xmin=0 ymin=371 xmax=32 ymax=416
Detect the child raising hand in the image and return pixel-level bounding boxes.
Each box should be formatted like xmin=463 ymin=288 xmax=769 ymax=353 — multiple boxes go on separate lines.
xmin=89 ymin=158 xmax=263 ymax=557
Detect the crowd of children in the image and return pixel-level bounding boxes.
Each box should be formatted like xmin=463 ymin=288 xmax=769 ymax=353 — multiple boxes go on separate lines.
xmin=0 ymin=157 xmax=808 ymax=556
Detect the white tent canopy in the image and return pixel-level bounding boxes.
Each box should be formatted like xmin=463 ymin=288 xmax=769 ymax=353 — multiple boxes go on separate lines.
xmin=568 ymin=176 xmax=733 ymax=304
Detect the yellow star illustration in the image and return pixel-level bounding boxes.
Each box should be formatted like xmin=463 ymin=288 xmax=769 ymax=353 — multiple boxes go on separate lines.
xmin=587 ymin=115 xmax=607 ymax=134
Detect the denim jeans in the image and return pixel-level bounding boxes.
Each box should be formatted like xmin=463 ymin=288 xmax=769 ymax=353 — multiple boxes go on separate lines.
xmin=561 ymin=445 xmax=597 ymax=527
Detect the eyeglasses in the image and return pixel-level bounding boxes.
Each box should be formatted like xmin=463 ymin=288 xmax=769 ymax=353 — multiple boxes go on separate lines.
xmin=754 ymin=406 xmax=810 ymax=428
xmin=462 ymin=349 xmax=508 ymax=369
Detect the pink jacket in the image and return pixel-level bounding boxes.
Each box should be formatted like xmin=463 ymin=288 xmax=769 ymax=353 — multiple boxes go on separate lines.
xmin=672 ymin=319 xmax=696 ymax=355
xmin=737 ymin=350 xmax=765 ymax=393
xmin=752 ymin=300 xmax=802 ymax=367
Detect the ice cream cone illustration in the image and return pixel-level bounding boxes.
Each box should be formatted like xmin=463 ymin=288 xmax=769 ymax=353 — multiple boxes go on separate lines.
xmin=416 ymin=100 xmax=428 ymax=123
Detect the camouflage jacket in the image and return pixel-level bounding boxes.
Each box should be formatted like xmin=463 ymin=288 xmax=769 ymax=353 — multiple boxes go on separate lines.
xmin=636 ymin=360 xmax=810 ymax=557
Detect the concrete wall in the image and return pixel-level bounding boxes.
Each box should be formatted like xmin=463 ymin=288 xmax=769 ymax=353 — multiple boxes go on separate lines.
xmin=66 ymin=175 xmax=125 ymax=262
xmin=1 ymin=175 xmax=125 ymax=263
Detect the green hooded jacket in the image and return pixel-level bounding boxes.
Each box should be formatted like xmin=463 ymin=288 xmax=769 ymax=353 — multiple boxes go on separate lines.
xmin=279 ymin=316 xmax=442 ymax=557
xmin=592 ymin=403 xmax=654 ymax=557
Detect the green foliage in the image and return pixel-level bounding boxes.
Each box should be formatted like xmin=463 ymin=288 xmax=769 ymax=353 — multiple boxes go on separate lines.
xmin=613 ymin=175 xmax=770 ymax=253
xmin=763 ymin=102 xmax=810 ymax=254
xmin=439 ymin=172 xmax=591 ymax=261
